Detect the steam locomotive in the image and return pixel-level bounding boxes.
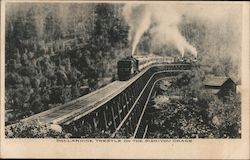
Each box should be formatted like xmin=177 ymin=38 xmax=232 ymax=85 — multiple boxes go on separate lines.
xmin=117 ymin=54 xmax=193 ymax=81
xmin=117 ymin=56 xmax=139 ymax=81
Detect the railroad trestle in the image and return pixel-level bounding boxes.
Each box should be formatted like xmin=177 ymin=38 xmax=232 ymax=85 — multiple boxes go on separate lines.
xmin=62 ymin=65 xmax=190 ymax=138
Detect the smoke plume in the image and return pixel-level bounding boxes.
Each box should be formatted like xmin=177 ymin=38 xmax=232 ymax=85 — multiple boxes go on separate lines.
xmin=123 ymin=4 xmax=152 ymax=56
xmin=123 ymin=4 xmax=197 ymax=57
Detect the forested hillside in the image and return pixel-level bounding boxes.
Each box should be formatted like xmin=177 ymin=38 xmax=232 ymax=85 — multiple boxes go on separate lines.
xmin=179 ymin=12 xmax=241 ymax=81
xmin=5 ymin=3 xmax=130 ymax=124
xmin=146 ymin=69 xmax=241 ymax=138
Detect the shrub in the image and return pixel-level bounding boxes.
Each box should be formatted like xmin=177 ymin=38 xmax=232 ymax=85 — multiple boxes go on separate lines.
xmin=5 ymin=120 xmax=67 ymax=138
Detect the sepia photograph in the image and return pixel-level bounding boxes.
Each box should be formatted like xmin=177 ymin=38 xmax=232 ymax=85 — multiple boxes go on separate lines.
xmin=1 ymin=0 xmax=249 ymax=159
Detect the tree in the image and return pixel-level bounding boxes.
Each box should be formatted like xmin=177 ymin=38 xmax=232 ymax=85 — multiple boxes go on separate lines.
xmin=23 ymin=7 xmax=37 ymax=40
xmin=44 ymin=11 xmax=62 ymax=42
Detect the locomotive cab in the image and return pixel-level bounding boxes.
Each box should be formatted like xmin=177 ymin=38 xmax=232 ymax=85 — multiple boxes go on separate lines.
xmin=117 ymin=57 xmax=139 ymax=81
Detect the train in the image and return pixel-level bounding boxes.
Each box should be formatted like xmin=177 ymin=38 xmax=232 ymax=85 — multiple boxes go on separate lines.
xmin=117 ymin=54 xmax=195 ymax=81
